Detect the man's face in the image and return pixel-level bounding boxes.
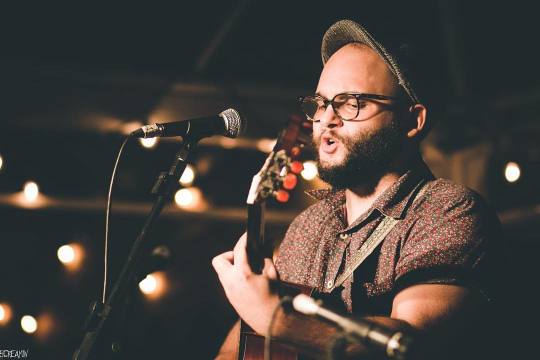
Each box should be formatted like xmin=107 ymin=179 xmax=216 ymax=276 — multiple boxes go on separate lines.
xmin=313 ymin=43 xmax=405 ymax=189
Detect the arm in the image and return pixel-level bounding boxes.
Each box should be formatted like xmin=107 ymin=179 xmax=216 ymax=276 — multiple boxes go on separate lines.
xmin=212 ymin=235 xmax=482 ymax=359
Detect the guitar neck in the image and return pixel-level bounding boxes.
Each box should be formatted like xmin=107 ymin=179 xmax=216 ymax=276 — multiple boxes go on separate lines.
xmin=246 ymin=202 xmax=268 ymax=274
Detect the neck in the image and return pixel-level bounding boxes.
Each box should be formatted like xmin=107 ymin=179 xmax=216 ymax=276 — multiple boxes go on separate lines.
xmin=344 ymin=171 xmax=401 ymax=225
xmin=343 ymin=152 xmax=420 ymax=225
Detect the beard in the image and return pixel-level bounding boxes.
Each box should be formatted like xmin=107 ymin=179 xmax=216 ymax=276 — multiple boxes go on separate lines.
xmin=314 ymin=120 xmax=403 ymax=190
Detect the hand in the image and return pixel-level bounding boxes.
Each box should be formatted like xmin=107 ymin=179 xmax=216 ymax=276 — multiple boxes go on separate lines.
xmin=212 ymin=233 xmax=280 ymax=335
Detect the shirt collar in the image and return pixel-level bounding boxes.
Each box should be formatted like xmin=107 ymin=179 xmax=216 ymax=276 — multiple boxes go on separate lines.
xmin=305 ymin=161 xmax=434 ymax=221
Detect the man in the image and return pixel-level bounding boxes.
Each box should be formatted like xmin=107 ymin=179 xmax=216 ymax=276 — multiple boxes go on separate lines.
xmin=212 ymin=20 xmax=501 ymax=359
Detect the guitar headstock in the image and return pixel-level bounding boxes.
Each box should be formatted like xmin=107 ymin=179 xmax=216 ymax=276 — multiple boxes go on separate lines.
xmin=246 ymin=114 xmax=313 ymax=205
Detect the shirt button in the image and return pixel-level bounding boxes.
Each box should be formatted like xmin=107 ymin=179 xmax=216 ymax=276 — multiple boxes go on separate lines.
xmin=326 ymin=280 xmax=334 ymax=289
xmin=339 ymin=233 xmax=349 ymax=240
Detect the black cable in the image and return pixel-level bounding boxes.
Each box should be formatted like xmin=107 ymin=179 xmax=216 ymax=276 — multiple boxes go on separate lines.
xmin=102 ymin=136 xmax=132 ymax=303
xmin=264 ymin=296 xmax=292 ymax=360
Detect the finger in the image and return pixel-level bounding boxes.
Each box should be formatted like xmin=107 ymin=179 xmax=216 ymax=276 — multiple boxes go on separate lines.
xmin=233 ymin=233 xmax=251 ymax=274
xmin=221 ymin=250 xmax=234 ymax=262
xmin=212 ymin=251 xmax=234 ymax=275
xmin=262 ymin=258 xmax=278 ymax=280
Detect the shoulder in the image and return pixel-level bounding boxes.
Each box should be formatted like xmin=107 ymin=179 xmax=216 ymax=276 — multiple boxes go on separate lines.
xmin=425 ymin=178 xmax=480 ymax=203
xmin=404 ymin=177 xmax=501 ymax=250
xmin=417 ymin=178 xmax=493 ymax=217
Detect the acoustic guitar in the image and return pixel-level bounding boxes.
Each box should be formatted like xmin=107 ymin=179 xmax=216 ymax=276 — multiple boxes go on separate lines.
xmin=239 ymin=114 xmax=314 ymax=360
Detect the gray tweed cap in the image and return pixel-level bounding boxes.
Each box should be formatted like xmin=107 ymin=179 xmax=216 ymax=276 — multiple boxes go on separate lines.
xmin=321 ymin=19 xmax=420 ymax=104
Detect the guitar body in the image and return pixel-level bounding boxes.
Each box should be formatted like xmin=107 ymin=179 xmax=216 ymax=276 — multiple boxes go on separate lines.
xmin=238 ymin=115 xmax=314 ymax=359
xmin=239 ymin=282 xmax=314 ymax=360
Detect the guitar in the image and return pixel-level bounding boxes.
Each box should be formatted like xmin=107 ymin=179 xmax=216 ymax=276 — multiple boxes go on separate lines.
xmin=239 ymin=114 xmax=314 ymax=360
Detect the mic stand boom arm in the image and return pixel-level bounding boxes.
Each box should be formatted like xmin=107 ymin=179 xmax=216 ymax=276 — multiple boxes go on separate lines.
xmin=73 ymin=138 xmax=196 ymax=360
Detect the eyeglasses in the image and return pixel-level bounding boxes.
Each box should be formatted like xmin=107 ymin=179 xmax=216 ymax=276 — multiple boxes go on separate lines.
xmin=298 ymin=93 xmax=405 ymax=122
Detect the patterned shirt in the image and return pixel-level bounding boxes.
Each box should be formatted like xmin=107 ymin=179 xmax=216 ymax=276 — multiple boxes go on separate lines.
xmin=275 ymin=161 xmax=501 ymax=315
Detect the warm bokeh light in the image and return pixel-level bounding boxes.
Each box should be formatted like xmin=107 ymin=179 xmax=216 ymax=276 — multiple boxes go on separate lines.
xmin=174 ymin=187 xmax=206 ymax=210
xmin=301 ymin=161 xmax=318 ymax=181
xmin=0 ymin=154 xmax=4 ymax=171
xmin=57 ymin=243 xmax=84 ymax=272
xmin=217 ymin=137 xmax=236 ymax=149
xmin=122 ymin=121 xmax=144 ymax=135
xmin=179 ymin=164 xmax=196 ymax=186
xmin=57 ymin=245 xmax=75 ymax=264
xmin=21 ymin=315 xmax=38 ymax=334
xmin=138 ymin=272 xmax=168 ymax=300
xmin=256 ymin=138 xmax=277 ymax=153
xmin=23 ymin=181 xmax=40 ymax=202
xmin=175 ymin=188 xmax=193 ymax=207
xmin=504 ymin=162 xmax=521 ymax=183
xmin=35 ymin=312 xmax=55 ymax=341
xmin=139 ymin=274 xmax=157 ymax=294
xmin=0 ymin=303 xmax=13 ymax=325
xmin=139 ymin=137 xmax=158 ymax=149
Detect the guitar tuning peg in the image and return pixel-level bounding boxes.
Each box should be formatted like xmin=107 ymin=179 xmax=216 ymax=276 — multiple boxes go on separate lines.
xmin=275 ymin=189 xmax=290 ymax=203
xmin=283 ymin=173 xmax=297 ymax=190
xmin=290 ymin=161 xmax=304 ymax=174
xmin=291 ymin=146 xmax=301 ymax=157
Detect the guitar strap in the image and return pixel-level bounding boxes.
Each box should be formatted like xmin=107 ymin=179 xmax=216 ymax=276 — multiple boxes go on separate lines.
xmin=330 ymin=180 xmax=428 ymax=292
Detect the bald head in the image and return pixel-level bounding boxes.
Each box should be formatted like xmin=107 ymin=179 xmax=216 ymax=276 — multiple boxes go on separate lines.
xmin=316 ymin=43 xmax=401 ymax=99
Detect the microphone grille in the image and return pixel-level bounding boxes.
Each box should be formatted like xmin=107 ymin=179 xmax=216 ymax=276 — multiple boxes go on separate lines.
xmin=220 ymin=108 xmax=245 ymax=138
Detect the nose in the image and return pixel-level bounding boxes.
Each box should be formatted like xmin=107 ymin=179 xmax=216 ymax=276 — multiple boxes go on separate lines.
xmin=318 ymin=103 xmax=343 ymax=130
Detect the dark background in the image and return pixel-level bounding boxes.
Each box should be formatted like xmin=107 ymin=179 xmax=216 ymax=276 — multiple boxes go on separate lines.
xmin=0 ymin=1 xmax=539 ymax=359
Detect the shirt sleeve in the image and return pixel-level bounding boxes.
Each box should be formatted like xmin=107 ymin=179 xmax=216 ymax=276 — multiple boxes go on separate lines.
xmin=394 ymin=184 xmax=502 ymax=300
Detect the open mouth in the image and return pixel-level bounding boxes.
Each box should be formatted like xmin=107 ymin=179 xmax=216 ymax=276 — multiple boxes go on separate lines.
xmin=320 ymin=134 xmax=339 ymax=154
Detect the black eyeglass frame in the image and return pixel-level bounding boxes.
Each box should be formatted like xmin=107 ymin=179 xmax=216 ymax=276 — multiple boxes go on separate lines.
xmin=298 ymin=92 xmax=410 ymax=122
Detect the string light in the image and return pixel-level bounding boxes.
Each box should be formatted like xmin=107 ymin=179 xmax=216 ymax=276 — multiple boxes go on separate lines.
xmin=57 ymin=243 xmax=84 ymax=272
xmin=35 ymin=312 xmax=55 ymax=340
xmin=301 ymin=161 xmax=318 ymax=181
xmin=57 ymin=245 xmax=75 ymax=264
xmin=179 ymin=165 xmax=196 ymax=186
xmin=256 ymin=138 xmax=277 ymax=153
xmin=23 ymin=181 xmax=40 ymax=203
xmin=21 ymin=315 xmax=38 ymax=334
xmin=121 ymin=121 xmax=144 ymax=135
xmin=138 ymin=272 xmax=168 ymax=300
xmin=139 ymin=137 xmax=158 ymax=149
xmin=219 ymin=138 xmax=236 ymax=149
xmin=0 ymin=303 xmax=13 ymax=326
xmin=174 ymin=187 xmax=205 ymax=210
xmin=139 ymin=274 xmax=157 ymax=294
xmin=504 ymin=162 xmax=521 ymax=183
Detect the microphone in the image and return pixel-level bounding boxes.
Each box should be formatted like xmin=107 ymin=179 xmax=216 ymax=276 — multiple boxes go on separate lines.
xmin=130 ymin=108 xmax=245 ymax=140
xmin=292 ymin=294 xmax=415 ymax=360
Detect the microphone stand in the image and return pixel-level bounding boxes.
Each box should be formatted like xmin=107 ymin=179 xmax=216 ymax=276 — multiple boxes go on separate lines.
xmin=73 ymin=137 xmax=197 ymax=360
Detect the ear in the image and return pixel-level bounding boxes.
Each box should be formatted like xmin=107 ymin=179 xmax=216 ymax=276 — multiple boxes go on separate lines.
xmin=405 ymin=104 xmax=427 ymax=140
